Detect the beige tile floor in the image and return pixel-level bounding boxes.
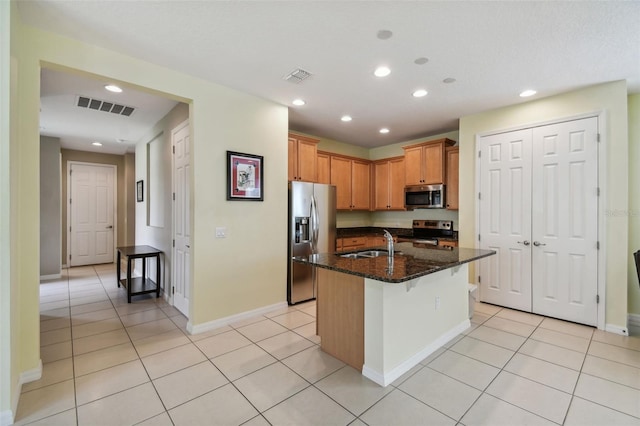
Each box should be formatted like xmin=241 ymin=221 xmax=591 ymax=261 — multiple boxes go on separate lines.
xmin=14 ymin=263 xmax=640 ymax=425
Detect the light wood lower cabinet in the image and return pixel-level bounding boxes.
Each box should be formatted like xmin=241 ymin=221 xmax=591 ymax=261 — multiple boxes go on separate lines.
xmin=337 ymin=236 xmax=367 ymax=251
xmin=439 ymin=240 xmax=458 ymax=248
xmin=317 ymin=268 xmax=364 ymax=371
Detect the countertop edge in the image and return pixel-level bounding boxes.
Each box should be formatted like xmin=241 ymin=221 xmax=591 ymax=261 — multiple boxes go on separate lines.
xmin=294 ymin=250 xmax=495 ymax=284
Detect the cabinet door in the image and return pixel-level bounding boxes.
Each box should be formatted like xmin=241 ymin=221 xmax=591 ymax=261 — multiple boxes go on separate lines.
xmin=297 ymin=139 xmax=318 ymax=182
xmin=404 ymin=146 xmax=423 ymax=185
xmin=351 ymin=160 xmax=370 ymax=210
xmin=423 ymin=142 xmax=445 ymax=184
xmin=446 ymin=148 xmax=459 ymax=210
xmin=388 ymin=157 xmax=405 ymax=209
xmin=330 ymin=156 xmax=352 ymax=210
xmin=373 ymin=161 xmax=390 ymax=210
xmin=317 ymin=152 xmax=331 ymax=184
xmin=288 ymin=137 xmax=297 ymax=181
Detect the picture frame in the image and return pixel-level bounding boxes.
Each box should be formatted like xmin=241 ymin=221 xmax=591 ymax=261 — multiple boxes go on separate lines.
xmin=136 ymin=180 xmax=144 ymax=202
xmin=227 ymin=151 xmax=264 ymax=201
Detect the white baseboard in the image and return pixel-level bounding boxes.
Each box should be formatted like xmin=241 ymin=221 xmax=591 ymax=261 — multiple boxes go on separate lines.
xmin=0 ymin=409 xmax=13 ymax=426
xmin=628 ymin=313 xmax=640 ymax=336
xmin=19 ymin=359 xmax=43 ymax=386
xmin=187 ymin=302 xmax=289 ymax=335
xmin=39 ymin=273 xmax=61 ymax=281
xmin=62 ymin=263 xmax=68 ymax=269
xmin=605 ymin=323 xmax=629 ymax=336
xmin=362 ymin=319 xmax=471 ymax=387
xmin=4 ymin=360 xmax=43 ymax=426
xmin=628 ymin=313 xmax=640 ymax=327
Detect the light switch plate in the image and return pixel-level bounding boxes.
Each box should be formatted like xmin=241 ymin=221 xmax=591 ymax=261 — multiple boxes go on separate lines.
xmin=215 ymin=227 xmax=227 ymax=238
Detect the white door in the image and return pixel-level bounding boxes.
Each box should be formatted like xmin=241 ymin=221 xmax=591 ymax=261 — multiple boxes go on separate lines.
xmin=531 ymin=118 xmax=599 ymax=325
xmin=478 ymin=117 xmax=599 ymax=326
xmin=69 ymin=163 xmax=115 ymax=266
xmin=172 ymin=121 xmax=190 ymax=316
xmin=478 ymin=129 xmax=533 ymax=311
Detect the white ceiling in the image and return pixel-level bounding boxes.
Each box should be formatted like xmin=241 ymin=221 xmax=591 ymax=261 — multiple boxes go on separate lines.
xmin=22 ymin=1 xmax=640 ymax=150
xmin=41 ymin=68 xmax=179 ymax=154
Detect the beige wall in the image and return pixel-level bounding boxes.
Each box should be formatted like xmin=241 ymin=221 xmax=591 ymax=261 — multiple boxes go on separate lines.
xmin=1 ymin=0 xmax=15 ymax=418
xmin=134 ymin=102 xmax=189 ymax=292
xmin=628 ymin=93 xmax=640 ymax=316
xmin=458 ymin=81 xmax=629 ymax=330
xmin=124 ymin=153 xmax=136 ymax=246
xmin=6 ymin=11 xmax=288 ymax=416
xmin=60 ymin=149 xmax=130 ymax=265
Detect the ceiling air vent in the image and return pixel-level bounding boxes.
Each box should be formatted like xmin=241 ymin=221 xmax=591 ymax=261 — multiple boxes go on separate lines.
xmin=76 ymin=96 xmax=136 ymax=117
xmin=283 ymin=68 xmax=312 ymax=84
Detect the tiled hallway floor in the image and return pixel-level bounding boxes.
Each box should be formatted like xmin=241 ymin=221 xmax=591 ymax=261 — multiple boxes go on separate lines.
xmin=14 ymin=263 xmax=640 ymax=425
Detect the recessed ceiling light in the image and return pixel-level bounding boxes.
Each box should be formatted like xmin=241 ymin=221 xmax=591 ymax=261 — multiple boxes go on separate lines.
xmin=374 ymin=66 xmax=391 ymax=78
xmin=443 ymin=78 xmax=456 ymax=84
xmin=520 ymin=89 xmax=537 ymax=97
xmin=414 ymin=57 xmax=429 ymax=65
xmin=412 ymin=89 xmax=428 ymax=98
xmin=104 ymin=84 xmax=122 ymax=93
xmin=341 ymin=115 xmax=352 ymax=122
xmin=379 ymin=128 xmax=390 ymax=134
xmin=92 ymin=142 xmax=103 ymax=147
xmin=377 ymin=30 xmax=393 ymax=40
xmin=292 ymin=99 xmax=305 ymax=106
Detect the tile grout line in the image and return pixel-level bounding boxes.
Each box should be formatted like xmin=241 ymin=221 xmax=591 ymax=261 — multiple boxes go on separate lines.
xmin=104 ymin=265 xmax=178 ymax=425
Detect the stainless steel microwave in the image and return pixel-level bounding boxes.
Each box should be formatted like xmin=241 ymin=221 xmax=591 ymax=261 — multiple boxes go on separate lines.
xmin=404 ymin=184 xmax=445 ymax=209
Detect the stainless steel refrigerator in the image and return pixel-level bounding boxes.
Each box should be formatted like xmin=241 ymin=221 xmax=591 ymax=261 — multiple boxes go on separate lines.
xmin=287 ymin=181 xmax=336 ymax=304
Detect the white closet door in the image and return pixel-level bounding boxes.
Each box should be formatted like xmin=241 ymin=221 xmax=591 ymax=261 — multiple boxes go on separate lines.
xmin=531 ymin=117 xmax=599 ymax=325
xmin=172 ymin=121 xmax=190 ymax=317
xmin=479 ymin=129 xmax=533 ymax=311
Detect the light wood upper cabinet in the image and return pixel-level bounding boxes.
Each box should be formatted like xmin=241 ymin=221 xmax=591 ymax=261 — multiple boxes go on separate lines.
xmin=330 ymin=154 xmax=371 ymax=210
xmin=288 ymin=133 xmax=319 ymax=182
xmin=446 ymin=146 xmax=459 ymax=210
xmin=373 ymin=157 xmax=405 ymax=210
xmin=403 ymin=138 xmax=455 ymax=185
xmin=317 ymin=151 xmax=331 ymax=184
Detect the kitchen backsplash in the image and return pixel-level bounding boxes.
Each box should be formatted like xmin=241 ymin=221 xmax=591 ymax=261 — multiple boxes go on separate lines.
xmin=337 ymin=209 xmax=459 ymax=230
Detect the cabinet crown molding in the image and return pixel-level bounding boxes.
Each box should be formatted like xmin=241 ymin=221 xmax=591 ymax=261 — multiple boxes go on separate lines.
xmin=288 ymin=133 xmax=320 ymax=144
xmin=402 ymin=138 xmax=456 ymax=151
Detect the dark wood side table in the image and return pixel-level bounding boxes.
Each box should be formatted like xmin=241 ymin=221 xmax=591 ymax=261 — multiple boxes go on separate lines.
xmin=117 ymin=245 xmax=162 ymax=303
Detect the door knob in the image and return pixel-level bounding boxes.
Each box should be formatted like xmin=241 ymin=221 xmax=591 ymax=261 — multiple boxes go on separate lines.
xmin=517 ymin=240 xmax=530 ymax=246
xmin=533 ymin=241 xmax=546 ymax=247
xmin=106 ymin=225 xmax=113 ymax=229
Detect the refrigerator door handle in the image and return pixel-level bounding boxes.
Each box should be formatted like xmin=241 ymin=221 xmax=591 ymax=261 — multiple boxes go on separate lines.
xmin=310 ymin=194 xmax=319 ymax=254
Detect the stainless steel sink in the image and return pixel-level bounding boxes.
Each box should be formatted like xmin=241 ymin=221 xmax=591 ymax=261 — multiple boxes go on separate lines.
xmin=340 ymin=250 xmax=401 ymax=259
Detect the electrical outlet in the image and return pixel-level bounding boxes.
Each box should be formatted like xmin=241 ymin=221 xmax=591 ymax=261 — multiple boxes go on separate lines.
xmin=435 ymin=296 xmax=441 ymax=310
xmin=215 ymin=227 xmax=227 ymax=238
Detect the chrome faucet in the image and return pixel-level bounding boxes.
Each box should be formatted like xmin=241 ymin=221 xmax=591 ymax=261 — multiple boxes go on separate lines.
xmin=383 ymin=229 xmax=394 ymax=257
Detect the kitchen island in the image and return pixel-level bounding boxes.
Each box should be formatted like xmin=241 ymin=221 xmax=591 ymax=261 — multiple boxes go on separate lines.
xmin=294 ymin=243 xmax=495 ymax=386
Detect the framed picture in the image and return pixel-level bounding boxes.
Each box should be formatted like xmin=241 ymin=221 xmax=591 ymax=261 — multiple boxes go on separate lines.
xmin=136 ymin=180 xmax=144 ymax=202
xmin=227 ymin=151 xmax=264 ymax=201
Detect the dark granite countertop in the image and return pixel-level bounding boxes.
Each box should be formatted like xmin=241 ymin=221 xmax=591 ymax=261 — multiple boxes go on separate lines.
xmin=293 ymin=242 xmax=495 ymax=283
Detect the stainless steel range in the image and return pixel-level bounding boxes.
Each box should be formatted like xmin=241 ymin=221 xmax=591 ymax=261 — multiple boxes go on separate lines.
xmin=398 ymin=220 xmax=454 ymax=246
